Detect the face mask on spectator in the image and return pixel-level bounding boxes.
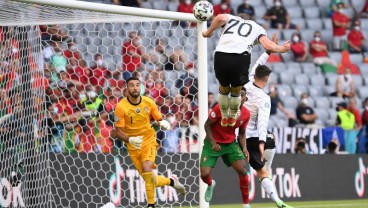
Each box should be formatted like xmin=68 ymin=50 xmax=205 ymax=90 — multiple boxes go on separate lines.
xmin=244 ymin=0 xmax=249 ymax=4
xmin=354 ymin=26 xmax=360 ymax=31
xmin=221 ymin=3 xmax=228 ymax=10
xmin=135 ymin=39 xmax=142 ymax=45
xmin=275 ymin=1 xmax=281 ymax=7
xmin=338 ymin=8 xmax=344 ymax=13
xmin=12 ymin=47 xmax=18 ymax=53
xmin=292 ymin=36 xmax=299 ymax=42
xmin=344 ymin=74 xmax=351 ymax=80
xmin=185 ymin=0 xmax=191 ymax=5
xmin=314 ymin=37 xmax=321 ymax=42
xmin=97 ymin=59 xmax=103 ymax=66
xmin=70 ymin=45 xmax=77 ymax=51
xmin=269 ymin=86 xmax=276 ymax=93
xmin=301 ymin=98 xmax=308 ymax=105
xmin=54 ymin=107 xmax=59 ymax=114
xmin=168 ymin=116 xmax=175 ymax=123
xmin=55 ymin=52 xmax=63 ymax=56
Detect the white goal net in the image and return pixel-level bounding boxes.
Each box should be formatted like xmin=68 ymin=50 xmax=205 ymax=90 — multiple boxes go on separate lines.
xmin=0 ymin=0 xmax=208 ymax=207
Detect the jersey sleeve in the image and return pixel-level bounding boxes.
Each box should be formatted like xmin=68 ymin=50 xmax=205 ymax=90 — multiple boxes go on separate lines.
xmin=209 ymin=104 xmax=221 ymax=122
xmin=257 ymin=96 xmax=271 ymax=142
xmin=149 ymin=98 xmax=163 ymax=121
xmin=249 ymin=52 xmax=270 ymax=82
xmin=240 ymin=108 xmax=250 ymax=129
xmin=114 ymin=104 xmax=125 ymax=128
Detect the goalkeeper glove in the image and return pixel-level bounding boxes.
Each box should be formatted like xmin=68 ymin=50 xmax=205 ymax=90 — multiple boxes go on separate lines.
xmin=159 ymin=120 xmax=171 ymax=130
xmin=129 ymin=136 xmax=143 ymax=149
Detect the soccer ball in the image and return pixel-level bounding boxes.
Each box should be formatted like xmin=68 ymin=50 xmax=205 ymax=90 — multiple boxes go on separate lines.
xmin=193 ymin=1 xmax=214 ymax=21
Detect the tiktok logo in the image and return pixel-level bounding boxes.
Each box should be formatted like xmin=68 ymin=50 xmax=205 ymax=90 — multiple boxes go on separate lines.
xmin=109 ymin=157 xmax=125 ymax=206
xmin=355 ymin=157 xmax=368 ymax=197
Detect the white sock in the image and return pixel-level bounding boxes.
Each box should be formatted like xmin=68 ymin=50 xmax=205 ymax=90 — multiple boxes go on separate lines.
xmin=229 ymin=95 xmax=241 ymax=118
xmin=264 ymin=148 xmax=276 ymax=177
xmin=218 ymin=93 xmax=229 ymax=118
xmin=261 ymin=177 xmax=280 ymax=202
xmin=243 ymin=204 xmax=250 ymax=208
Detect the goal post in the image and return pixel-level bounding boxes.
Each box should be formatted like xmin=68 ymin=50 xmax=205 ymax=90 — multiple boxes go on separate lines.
xmin=1 ymin=0 xmax=209 ymax=207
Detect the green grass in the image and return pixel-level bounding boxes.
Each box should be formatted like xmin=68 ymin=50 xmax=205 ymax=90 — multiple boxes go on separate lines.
xmin=179 ymin=199 xmax=368 ymax=208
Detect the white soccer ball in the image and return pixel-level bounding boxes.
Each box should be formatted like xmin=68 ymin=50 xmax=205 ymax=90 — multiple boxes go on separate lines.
xmin=193 ymin=1 xmax=214 ymax=21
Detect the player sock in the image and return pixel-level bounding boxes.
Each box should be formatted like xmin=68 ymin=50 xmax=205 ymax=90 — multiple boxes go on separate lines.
xmin=218 ymin=93 xmax=229 ymax=118
xmin=264 ymin=148 xmax=276 ymax=178
xmin=142 ymin=172 xmax=156 ymax=204
xmin=239 ymin=174 xmax=250 ymax=204
xmin=261 ymin=177 xmax=280 ymax=202
xmin=229 ymin=94 xmax=241 ymax=119
xmin=155 ymin=175 xmax=171 ymax=187
xmin=201 ymin=175 xmax=212 ymax=186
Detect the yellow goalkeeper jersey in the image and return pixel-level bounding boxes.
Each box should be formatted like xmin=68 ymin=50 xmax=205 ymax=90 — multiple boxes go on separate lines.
xmin=114 ymin=96 xmax=162 ymax=148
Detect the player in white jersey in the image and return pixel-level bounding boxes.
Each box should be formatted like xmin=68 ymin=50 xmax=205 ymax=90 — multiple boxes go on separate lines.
xmin=243 ymin=46 xmax=293 ymax=208
xmin=202 ymin=13 xmax=290 ymax=127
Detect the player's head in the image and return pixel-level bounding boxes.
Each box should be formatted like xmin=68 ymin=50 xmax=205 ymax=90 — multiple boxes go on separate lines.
xmin=238 ymin=13 xmax=252 ymax=20
xmin=254 ymin=65 xmax=272 ymax=83
xmin=240 ymin=87 xmax=247 ymax=106
xmin=126 ymin=77 xmax=141 ymax=98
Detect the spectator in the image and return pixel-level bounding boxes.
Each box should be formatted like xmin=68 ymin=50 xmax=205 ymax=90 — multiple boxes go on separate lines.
xmin=290 ymin=32 xmax=309 ymax=62
xmin=348 ymin=97 xmax=363 ymax=130
xmin=89 ymin=54 xmax=108 ymax=91
xmin=149 ymin=79 xmax=169 ymax=102
xmin=213 ymin=0 xmax=233 ymax=16
xmin=237 ymin=0 xmax=255 ymax=19
xmin=63 ymin=41 xmax=82 ymax=63
xmin=294 ymin=137 xmax=310 ymax=154
xmin=122 ymin=31 xmax=145 ymax=81
xmin=39 ymin=25 xmax=69 ymax=42
xmin=160 ymin=97 xmax=173 ymax=115
xmin=112 ymin=0 xmax=141 ymax=7
xmin=50 ymin=47 xmax=67 ymax=74
xmin=309 ymin=31 xmax=337 ymax=66
xmin=151 ymin=39 xmax=169 ymax=69
xmin=67 ymin=59 xmax=89 ymax=85
xmin=165 ymin=46 xmax=188 ymax=71
xmin=263 ymin=0 xmax=299 ymax=30
xmin=332 ymin=2 xmax=350 ymax=51
xmin=208 ymin=92 xmax=215 ymax=113
xmin=176 ymin=62 xmax=198 ymax=97
xmin=296 ymin=93 xmax=318 ymax=127
xmin=171 ymin=94 xmax=183 ymax=114
xmin=347 ymin=19 xmax=367 ymax=54
xmin=362 ymin=98 xmax=368 ymax=140
xmin=335 ymin=102 xmax=356 ymax=154
xmin=177 ymin=0 xmax=195 ymax=28
xmin=327 ymin=0 xmax=347 ymax=17
xmin=162 ymin=113 xmax=180 ymax=153
xmin=331 ymin=68 xmax=355 ymax=98
xmin=359 ymin=0 xmax=368 ymax=18
xmin=268 ymin=83 xmax=296 ymax=122
xmin=325 ymin=138 xmax=340 ymax=154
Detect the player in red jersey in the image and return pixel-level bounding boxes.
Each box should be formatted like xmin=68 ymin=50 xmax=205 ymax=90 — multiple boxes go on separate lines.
xmin=200 ymin=87 xmax=251 ymax=208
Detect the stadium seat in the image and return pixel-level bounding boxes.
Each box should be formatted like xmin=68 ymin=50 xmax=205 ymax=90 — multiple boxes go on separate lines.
xmin=308 ymin=85 xmax=324 ymax=97
xmin=287 ymin=62 xmax=302 ymax=74
xmin=363 ymin=75 xmax=368 ymax=86
xmin=310 ymin=74 xmax=326 ymax=86
xmin=358 ymin=88 xmax=368 ymax=99
xmin=275 ymin=117 xmax=289 ymax=128
xmin=281 ymin=52 xmax=293 ymax=62
xmin=168 ymin=2 xmax=179 ymax=11
xmin=329 ymin=52 xmax=342 ymax=64
xmin=255 ymin=5 xmax=267 ymax=19
xmin=268 ymin=117 xmax=276 ymax=128
xmin=98 ymin=45 xmax=108 ymax=55
xmin=280 ymin=73 xmax=295 ymax=84
xmin=277 ymin=84 xmax=293 ymax=98
xmin=282 ymin=29 xmax=297 ymax=41
xmin=303 ymin=7 xmax=321 ymax=19
xmin=349 ymin=54 xmax=364 ymax=64
xmin=326 ymin=73 xmax=338 ymax=85
xmin=295 ymin=74 xmax=310 ymax=85
xmin=315 ymin=96 xmax=331 ymax=108
xmin=284 ymin=96 xmax=299 ymax=109
xmin=328 ymin=108 xmax=337 ymax=120
xmin=329 ymin=97 xmax=345 ymax=107
xmin=352 ymin=75 xmax=363 ymax=87
xmin=288 ymin=7 xmax=303 ymax=18
xmin=324 ymin=85 xmax=336 ymax=95
xmin=265 ymin=0 xmax=298 ymax=7
xmin=141 ymin=1 xmax=153 ymax=9
xmin=301 ymin=29 xmax=316 ymax=43
xmin=343 ymin=7 xmax=356 ymax=19
xmin=316 ymin=0 xmax=330 ymax=9
xmin=351 ymin=0 xmax=366 ymax=10
xmin=314 ymin=108 xmax=329 ymax=122
xmin=323 ymin=18 xmax=333 ymax=29
xmin=292 ymin=85 xmax=308 ymax=98
xmin=299 ymin=0 xmax=316 ymax=7
xmin=153 ymin=1 xmax=167 ymax=10
xmin=268 ymin=73 xmax=279 ymax=84
xmin=355 ymin=97 xmax=363 ymax=109
xmin=272 ymin=63 xmax=288 ymax=74
xmin=361 ymin=19 xmax=368 ymax=30
xmin=230 ymin=0 xmax=243 ymax=8
xmin=293 ymin=18 xmax=307 ymax=29
xmin=301 ymin=63 xmax=319 ymax=74
xmin=306 ymin=18 xmax=324 ymax=30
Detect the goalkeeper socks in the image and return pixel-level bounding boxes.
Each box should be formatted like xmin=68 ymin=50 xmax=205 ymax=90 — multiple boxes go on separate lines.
xmin=201 ymin=175 xmax=212 ymax=186
xmin=229 ymin=94 xmax=241 ymax=119
xmin=142 ymin=172 xmax=156 ymax=204
xmin=239 ymin=174 xmax=250 ymax=204
xmin=260 ymin=177 xmax=280 ymax=202
xmin=218 ymin=93 xmax=229 ymax=118
xmin=155 ymin=175 xmax=171 ymax=187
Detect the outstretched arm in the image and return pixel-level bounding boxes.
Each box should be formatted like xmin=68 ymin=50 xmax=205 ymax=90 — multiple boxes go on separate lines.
xmin=202 ymin=14 xmax=229 ymax=38
xmin=259 ymin=35 xmax=290 ymax=53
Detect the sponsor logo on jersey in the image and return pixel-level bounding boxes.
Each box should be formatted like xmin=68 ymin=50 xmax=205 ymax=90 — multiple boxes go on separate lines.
xmin=136 ymin=108 xmax=140 ymax=113
xmin=211 ymin=112 xmax=216 ymax=118
xmin=114 ymin=116 xmax=119 ymax=122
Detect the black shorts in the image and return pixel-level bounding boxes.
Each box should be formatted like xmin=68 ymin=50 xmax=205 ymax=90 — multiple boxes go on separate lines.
xmin=247 ymin=137 xmax=266 ymax=170
xmin=214 ymin=51 xmax=251 ymax=87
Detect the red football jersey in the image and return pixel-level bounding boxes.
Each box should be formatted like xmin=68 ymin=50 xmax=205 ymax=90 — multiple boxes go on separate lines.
xmin=208 ymin=104 xmax=250 ymax=144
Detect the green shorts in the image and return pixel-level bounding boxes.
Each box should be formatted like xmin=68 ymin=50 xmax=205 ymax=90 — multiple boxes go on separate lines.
xmin=200 ymin=139 xmax=245 ymax=168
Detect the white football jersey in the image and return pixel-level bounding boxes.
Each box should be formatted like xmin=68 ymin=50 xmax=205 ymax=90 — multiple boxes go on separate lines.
xmin=244 ymin=82 xmax=271 ymax=142
xmin=215 ymin=14 xmax=267 ymax=54
xmin=249 ymin=52 xmax=269 ymax=82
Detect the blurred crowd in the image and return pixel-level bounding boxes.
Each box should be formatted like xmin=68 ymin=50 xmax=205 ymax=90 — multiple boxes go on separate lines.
xmin=1 ymin=0 xmax=368 ymax=155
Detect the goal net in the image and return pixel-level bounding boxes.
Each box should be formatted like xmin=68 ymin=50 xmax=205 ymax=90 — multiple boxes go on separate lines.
xmin=0 ymin=0 xmax=209 ymax=207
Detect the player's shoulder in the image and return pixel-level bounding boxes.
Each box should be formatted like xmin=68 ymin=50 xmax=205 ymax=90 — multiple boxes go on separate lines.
xmin=141 ymin=96 xmax=156 ymax=105
xmin=116 ymin=97 xmax=128 ymax=107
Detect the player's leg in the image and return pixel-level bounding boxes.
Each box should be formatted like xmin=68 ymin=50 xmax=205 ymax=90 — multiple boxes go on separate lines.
xmin=214 ymin=52 xmax=231 ymax=126
xmin=225 ymin=142 xmax=250 ymax=207
xmin=228 ymin=86 xmax=242 ymax=126
xmin=141 ymin=160 xmax=156 ymax=207
xmin=265 ymin=132 xmax=277 ymax=178
xmin=200 ymin=139 xmax=220 ymax=202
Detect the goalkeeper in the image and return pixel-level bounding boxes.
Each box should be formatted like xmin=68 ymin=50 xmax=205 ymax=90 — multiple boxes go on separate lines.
xmin=112 ymin=77 xmax=186 ymax=208
xmin=200 ymin=87 xmax=252 ymax=208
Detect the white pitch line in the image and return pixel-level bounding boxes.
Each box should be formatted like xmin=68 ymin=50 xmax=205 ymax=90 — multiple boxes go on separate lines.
xmin=262 ymin=203 xmax=368 ymax=208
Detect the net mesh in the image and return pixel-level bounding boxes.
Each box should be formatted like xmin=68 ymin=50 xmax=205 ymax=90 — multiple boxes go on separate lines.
xmin=0 ymin=0 xmax=201 ymax=207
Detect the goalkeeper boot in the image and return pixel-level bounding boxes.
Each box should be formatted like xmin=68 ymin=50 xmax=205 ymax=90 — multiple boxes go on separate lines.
xmin=275 ymin=200 xmax=293 ymax=208
xmin=171 ymin=175 xmax=186 ymax=195
xmin=204 ymin=180 xmax=216 ymax=202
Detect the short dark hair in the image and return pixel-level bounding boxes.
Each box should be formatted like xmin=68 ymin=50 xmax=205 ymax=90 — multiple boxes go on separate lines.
xmin=126 ymin=77 xmax=140 ymax=84
xmin=238 ymin=13 xmax=252 ymax=20
xmin=255 ymin=65 xmax=272 ymax=80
